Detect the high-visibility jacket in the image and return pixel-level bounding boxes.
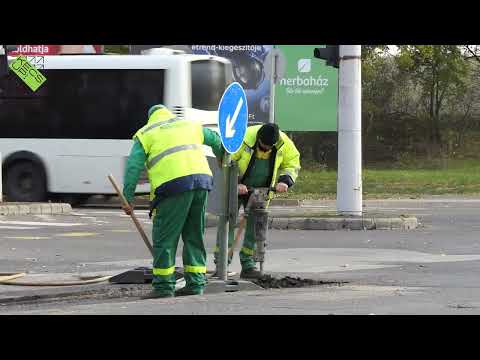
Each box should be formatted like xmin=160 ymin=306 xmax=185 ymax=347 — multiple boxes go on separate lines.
xmin=133 ymin=107 xmax=213 ymax=201
xmin=232 ymin=125 xmax=301 ymax=199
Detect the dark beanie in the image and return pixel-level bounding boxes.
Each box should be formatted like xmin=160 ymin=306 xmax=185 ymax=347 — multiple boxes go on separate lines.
xmin=257 ymin=123 xmax=280 ymax=146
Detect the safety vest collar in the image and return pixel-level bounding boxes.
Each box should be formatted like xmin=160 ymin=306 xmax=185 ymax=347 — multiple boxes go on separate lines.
xmin=141 ymin=116 xmax=181 ymax=134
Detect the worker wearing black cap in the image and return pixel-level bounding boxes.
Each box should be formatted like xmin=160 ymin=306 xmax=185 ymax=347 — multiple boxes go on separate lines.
xmin=214 ymin=123 xmax=301 ymax=279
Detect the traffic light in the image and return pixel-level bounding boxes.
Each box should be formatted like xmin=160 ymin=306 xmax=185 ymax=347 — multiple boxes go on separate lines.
xmin=314 ymin=45 xmax=339 ymax=68
xmin=0 ymin=45 xmax=8 ymax=76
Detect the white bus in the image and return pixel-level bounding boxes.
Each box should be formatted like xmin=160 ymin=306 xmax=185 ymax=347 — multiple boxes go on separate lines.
xmin=0 ymin=49 xmax=232 ymax=204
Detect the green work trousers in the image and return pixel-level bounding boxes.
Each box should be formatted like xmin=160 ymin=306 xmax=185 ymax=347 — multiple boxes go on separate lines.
xmin=152 ymin=189 xmax=208 ymax=295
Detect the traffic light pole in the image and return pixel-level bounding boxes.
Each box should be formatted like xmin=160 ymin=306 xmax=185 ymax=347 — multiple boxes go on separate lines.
xmin=269 ymin=46 xmax=278 ymax=124
xmin=337 ymin=45 xmax=362 ymax=216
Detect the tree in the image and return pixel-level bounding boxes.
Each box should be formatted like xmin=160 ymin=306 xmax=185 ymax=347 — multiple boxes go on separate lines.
xmin=464 ymin=45 xmax=480 ymax=63
xmin=396 ymin=46 xmax=470 ymax=155
xmin=443 ymin=59 xmax=480 ymax=154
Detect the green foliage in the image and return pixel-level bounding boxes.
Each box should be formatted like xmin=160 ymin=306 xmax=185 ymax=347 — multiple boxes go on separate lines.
xmin=279 ymin=159 xmax=480 ymax=200
xmin=103 ymin=45 xmax=130 ymax=54
xmin=394 ymin=46 xmax=471 ymax=148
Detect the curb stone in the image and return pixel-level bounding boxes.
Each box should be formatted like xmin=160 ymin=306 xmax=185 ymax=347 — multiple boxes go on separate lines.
xmin=205 ymin=214 xmax=418 ymax=231
xmin=0 ymin=203 xmax=72 ymax=216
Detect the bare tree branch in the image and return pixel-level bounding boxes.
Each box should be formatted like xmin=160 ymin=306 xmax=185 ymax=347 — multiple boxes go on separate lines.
xmin=465 ymin=45 xmax=480 ymax=62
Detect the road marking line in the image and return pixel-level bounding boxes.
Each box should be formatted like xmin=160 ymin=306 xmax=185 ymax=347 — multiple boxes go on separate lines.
xmin=86 ymin=211 xmax=149 ymax=215
xmin=33 ymin=215 xmax=56 ymax=221
xmin=0 ymin=226 xmax=42 ymax=230
xmin=109 ymin=229 xmax=133 ymax=233
xmin=5 ymin=236 xmax=51 ymax=240
xmin=0 ymin=221 xmax=85 ymax=227
xmin=57 ymin=232 xmax=99 ymax=237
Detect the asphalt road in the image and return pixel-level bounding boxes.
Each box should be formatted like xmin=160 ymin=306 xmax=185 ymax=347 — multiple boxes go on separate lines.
xmin=2 ymin=198 xmax=480 ymax=314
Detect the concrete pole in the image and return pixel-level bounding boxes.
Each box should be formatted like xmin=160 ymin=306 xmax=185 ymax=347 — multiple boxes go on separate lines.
xmin=268 ymin=47 xmax=277 ymax=124
xmin=337 ymin=45 xmax=362 ymax=216
xmin=1 ymin=45 xmax=5 ymax=202
xmin=0 ymin=152 xmax=2 ymax=203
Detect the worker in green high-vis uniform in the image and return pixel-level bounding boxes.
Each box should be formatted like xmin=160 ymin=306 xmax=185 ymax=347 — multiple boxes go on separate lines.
xmin=214 ymin=123 xmax=301 ymax=279
xmin=122 ymin=105 xmax=224 ymax=298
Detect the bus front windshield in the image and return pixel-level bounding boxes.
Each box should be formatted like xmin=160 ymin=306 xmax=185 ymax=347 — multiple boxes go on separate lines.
xmin=191 ymin=60 xmax=231 ymax=111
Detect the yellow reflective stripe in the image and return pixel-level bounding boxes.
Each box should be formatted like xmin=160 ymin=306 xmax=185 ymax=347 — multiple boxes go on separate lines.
xmin=147 ymin=144 xmax=202 ymax=169
xmin=141 ymin=117 xmax=180 ymax=134
xmin=184 ymin=265 xmax=207 ymax=273
xmin=213 ymin=246 xmax=232 ymax=253
xmin=153 ymin=266 xmax=176 ymax=276
xmin=241 ymin=246 xmax=254 ymax=256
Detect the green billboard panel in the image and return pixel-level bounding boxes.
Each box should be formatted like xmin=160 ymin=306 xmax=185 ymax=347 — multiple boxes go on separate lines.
xmin=274 ymin=45 xmax=338 ymax=131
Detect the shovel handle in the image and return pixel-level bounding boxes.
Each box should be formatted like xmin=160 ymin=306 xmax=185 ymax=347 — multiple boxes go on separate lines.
xmin=107 ymin=174 xmax=154 ymax=256
xmin=229 ymin=216 xmax=247 ymax=258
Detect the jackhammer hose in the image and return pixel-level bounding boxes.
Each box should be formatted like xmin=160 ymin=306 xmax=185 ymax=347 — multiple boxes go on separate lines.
xmin=0 ymin=273 xmax=112 ymax=286
xmin=0 ymin=273 xmax=27 ymax=282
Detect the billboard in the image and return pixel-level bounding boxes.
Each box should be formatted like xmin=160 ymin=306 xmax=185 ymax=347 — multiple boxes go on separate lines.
xmin=274 ymin=45 xmax=338 ymax=131
xmin=129 ymin=45 xmax=274 ymax=124
xmin=8 ymin=45 xmax=103 ymax=56
xmin=128 ymin=45 xmax=338 ymax=131
xmin=189 ymin=45 xmax=273 ymax=124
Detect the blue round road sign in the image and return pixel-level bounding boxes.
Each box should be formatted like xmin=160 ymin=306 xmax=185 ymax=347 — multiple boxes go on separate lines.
xmin=218 ymin=82 xmax=248 ymax=154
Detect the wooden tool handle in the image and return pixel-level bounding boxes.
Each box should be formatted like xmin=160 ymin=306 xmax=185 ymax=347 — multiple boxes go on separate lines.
xmin=107 ymin=174 xmax=154 ymax=256
xmin=229 ymin=216 xmax=247 ymax=258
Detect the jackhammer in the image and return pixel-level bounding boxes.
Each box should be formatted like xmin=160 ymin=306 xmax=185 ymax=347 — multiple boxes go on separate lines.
xmin=244 ymin=186 xmax=276 ymax=276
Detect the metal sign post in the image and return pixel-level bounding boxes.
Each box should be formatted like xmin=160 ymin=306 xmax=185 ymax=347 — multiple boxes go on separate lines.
xmin=216 ymin=82 xmax=248 ymax=281
xmin=216 ymin=154 xmax=231 ymax=281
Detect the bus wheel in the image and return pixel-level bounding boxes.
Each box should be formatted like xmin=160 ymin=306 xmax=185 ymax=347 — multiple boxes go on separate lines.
xmin=5 ymin=161 xmax=47 ymax=202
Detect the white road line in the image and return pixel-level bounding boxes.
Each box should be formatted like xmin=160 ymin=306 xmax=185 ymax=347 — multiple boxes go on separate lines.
xmin=33 ymin=215 xmax=56 ymax=221
xmin=0 ymin=221 xmax=85 ymax=227
xmin=0 ymin=226 xmax=42 ymax=230
xmin=86 ymin=211 xmax=149 ymax=215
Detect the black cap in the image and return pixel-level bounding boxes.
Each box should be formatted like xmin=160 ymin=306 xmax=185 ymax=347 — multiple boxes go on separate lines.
xmin=257 ymin=123 xmax=279 ymax=146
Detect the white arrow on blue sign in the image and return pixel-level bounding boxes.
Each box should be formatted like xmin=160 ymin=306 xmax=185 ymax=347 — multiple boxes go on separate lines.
xmin=218 ymin=82 xmax=248 ymax=154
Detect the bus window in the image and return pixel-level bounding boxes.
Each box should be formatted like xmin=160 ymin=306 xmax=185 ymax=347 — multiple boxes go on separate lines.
xmin=0 ymin=73 xmax=48 ymax=99
xmin=0 ymin=69 xmax=165 ymax=139
xmin=191 ymin=60 xmax=230 ymax=111
xmin=0 ymin=74 xmax=49 ymax=138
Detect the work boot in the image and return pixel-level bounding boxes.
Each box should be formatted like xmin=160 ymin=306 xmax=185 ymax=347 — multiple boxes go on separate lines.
xmin=141 ymin=290 xmax=174 ymax=300
xmin=240 ymin=267 xmax=263 ymax=280
xmin=175 ymin=287 xmax=204 ymax=297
